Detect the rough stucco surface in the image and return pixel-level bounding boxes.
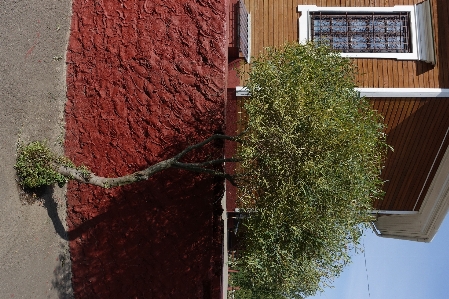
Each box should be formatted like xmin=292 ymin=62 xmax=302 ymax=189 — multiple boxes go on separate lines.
xmin=65 ymin=0 xmax=227 ymax=298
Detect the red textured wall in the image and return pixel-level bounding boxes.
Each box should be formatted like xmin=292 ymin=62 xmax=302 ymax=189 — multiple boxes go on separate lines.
xmin=64 ymin=0 xmax=227 ymax=298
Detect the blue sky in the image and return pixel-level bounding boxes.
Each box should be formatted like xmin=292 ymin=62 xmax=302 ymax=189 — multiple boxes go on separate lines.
xmin=309 ymin=215 xmax=449 ymax=299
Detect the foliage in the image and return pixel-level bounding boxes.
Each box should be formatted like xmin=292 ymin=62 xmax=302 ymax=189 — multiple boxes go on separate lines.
xmin=232 ymin=43 xmax=388 ymax=298
xmin=15 ymin=141 xmax=71 ymax=188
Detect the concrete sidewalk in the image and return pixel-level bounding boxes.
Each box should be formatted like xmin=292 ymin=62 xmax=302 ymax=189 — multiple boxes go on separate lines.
xmin=0 ymin=1 xmax=73 ymax=297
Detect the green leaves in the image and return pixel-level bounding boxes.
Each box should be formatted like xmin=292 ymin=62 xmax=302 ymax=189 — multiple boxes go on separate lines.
xmin=232 ymin=43 xmax=387 ymax=298
xmin=15 ymin=141 xmax=68 ymax=189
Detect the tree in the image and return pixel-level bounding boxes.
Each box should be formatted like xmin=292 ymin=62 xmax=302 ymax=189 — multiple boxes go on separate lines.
xmin=15 ymin=43 xmax=387 ymax=299
xmin=15 ymin=134 xmax=238 ymax=189
xmin=229 ymin=43 xmax=387 ymax=298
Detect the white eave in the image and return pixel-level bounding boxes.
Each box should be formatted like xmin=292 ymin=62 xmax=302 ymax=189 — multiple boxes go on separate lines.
xmin=373 ymin=136 xmax=449 ymax=242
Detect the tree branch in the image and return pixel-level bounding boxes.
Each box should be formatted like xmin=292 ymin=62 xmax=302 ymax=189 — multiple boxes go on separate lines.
xmin=57 ymin=158 xmax=176 ymax=188
xmin=172 ymin=162 xmax=238 ymax=186
xmin=54 ymin=134 xmax=240 ymax=188
xmin=174 ymin=134 xmax=239 ymax=161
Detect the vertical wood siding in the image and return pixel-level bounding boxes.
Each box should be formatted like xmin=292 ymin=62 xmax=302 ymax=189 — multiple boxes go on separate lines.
xmin=241 ymin=0 xmax=449 ymax=88
xmin=235 ymin=0 xmax=449 ymax=211
xmin=372 ymin=98 xmax=449 ymax=211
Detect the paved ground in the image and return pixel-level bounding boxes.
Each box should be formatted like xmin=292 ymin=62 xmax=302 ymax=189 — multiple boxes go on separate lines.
xmin=0 ymin=1 xmax=73 ymax=298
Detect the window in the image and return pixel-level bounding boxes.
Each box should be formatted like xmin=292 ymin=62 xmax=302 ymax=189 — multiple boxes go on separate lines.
xmin=298 ymin=2 xmax=435 ymax=63
xmin=311 ymin=12 xmax=411 ymax=53
xmin=238 ymin=0 xmax=251 ymax=63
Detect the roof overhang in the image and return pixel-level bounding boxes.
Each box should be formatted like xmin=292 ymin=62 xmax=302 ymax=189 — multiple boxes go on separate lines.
xmin=373 ymin=140 xmax=449 ymax=242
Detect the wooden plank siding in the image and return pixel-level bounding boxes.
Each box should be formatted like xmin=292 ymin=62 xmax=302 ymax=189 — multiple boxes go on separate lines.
xmin=372 ymin=98 xmax=449 ymax=211
xmin=233 ymin=0 xmax=449 ymax=212
xmin=240 ymin=0 xmax=449 ymax=88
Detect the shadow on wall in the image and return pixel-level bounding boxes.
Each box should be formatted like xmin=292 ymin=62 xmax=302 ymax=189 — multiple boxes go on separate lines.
xmin=65 ymin=164 xmax=224 ymax=298
xmin=373 ymin=98 xmax=449 ymax=211
xmin=31 ymin=133 xmax=226 ymax=299
xmin=52 ymin=242 xmax=74 ymax=299
xmin=40 ymin=166 xmax=224 ymax=298
xmin=62 ymin=0 xmax=228 ymax=297
xmin=415 ymin=60 xmax=435 ymax=76
xmin=19 ymin=186 xmax=74 ymax=298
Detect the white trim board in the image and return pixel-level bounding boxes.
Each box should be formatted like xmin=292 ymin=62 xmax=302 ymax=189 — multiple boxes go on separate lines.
xmin=357 ymin=88 xmax=449 ymax=98
xmin=236 ymin=87 xmax=449 ymax=98
xmin=221 ymin=183 xmax=228 ymax=299
xmin=236 ymin=86 xmax=250 ymax=97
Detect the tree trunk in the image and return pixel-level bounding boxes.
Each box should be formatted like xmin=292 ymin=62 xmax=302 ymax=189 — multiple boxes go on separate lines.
xmin=57 ymin=134 xmax=239 ymax=188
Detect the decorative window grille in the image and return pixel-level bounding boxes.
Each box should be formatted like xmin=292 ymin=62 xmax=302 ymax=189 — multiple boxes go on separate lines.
xmin=238 ymin=0 xmax=251 ymax=63
xmin=298 ymin=2 xmax=435 ymax=64
xmin=310 ymin=12 xmax=411 ymax=53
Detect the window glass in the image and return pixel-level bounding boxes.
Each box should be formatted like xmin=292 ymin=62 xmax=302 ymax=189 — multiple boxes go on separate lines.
xmin=310 ymin=12 xmax=411 ymax=53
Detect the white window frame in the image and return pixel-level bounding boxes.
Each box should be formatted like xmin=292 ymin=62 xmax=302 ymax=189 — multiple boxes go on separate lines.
xmin=298 ymin=3 xmax=435 ymax=63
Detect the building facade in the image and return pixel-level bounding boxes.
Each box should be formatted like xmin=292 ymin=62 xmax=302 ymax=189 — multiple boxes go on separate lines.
xmin=227 ymin=0 xmax=449 ymax=242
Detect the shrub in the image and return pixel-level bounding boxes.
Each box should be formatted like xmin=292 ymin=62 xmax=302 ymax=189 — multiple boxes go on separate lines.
xmin=15 ymin=141 xmax=68 ymax=188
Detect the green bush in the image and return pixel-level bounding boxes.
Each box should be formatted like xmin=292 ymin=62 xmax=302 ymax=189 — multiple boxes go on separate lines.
xmin=15 ymin=141 xmax=68 ymax=188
